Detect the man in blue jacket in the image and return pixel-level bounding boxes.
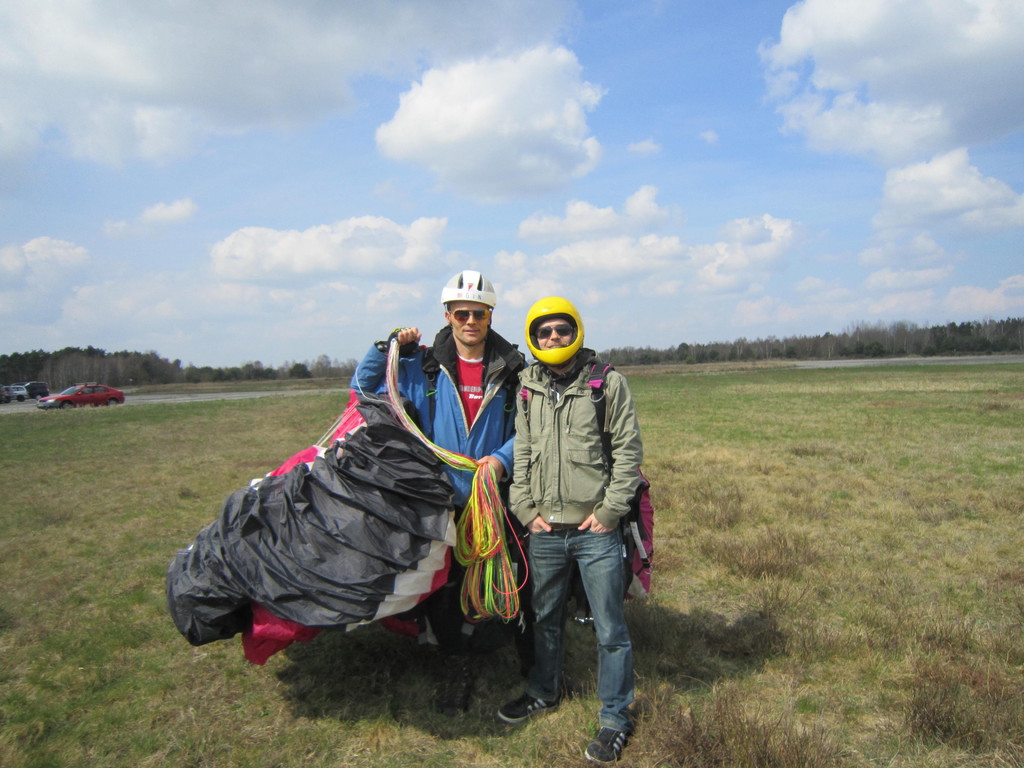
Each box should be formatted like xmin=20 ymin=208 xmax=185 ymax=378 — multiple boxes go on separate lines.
xmin=351 ymin=269 xmax=525 ymax=714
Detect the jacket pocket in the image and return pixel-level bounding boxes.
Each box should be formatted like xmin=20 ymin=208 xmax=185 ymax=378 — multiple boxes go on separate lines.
xmin=528 ymin=446 xmax=547 ymax=506
xmin=565 ymin=447 xmax=607 ymax=505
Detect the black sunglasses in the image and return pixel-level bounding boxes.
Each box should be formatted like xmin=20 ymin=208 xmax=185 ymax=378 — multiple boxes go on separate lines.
xmin=536 ymin=324 xmax=574 ymax=340
xmin=451 ymin=308 xmax=491 ymax=322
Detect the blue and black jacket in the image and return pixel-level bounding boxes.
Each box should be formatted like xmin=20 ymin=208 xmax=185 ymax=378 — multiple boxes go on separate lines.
xmin=350 ymin=326 xmax=525 ymax=509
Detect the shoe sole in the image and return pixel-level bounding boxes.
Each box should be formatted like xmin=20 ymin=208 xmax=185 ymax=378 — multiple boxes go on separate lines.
xmin=496 ymin=704 xmax=558 ymax=725
xmin=496 ymin=711 xmax=529 ymax=725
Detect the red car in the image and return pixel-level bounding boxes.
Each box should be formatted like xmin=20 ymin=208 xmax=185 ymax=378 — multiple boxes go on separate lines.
xmin=37 ymin=383 xmax=126 ymax=409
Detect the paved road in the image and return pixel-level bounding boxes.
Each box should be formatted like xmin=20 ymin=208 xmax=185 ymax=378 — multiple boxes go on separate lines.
xmin=791 ymin=354 xmax=1024 ymax=368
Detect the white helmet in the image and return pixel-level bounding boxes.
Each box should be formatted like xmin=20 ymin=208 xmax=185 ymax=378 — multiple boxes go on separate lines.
xmin=440 ymin=270 xmax=497 ymax=308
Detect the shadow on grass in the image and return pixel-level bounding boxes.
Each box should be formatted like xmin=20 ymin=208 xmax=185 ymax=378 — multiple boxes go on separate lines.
xmin=629 ymin=601 xmax=787 ymax=691
xmin=273 ymin=601 xmax=786 ymax=740
xmin=275 ymin=621 xmax=524 ymax=739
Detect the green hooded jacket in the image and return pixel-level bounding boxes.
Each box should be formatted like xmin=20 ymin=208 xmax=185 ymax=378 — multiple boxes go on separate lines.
xmin=510 ymin=351 xmax=644 ymax=529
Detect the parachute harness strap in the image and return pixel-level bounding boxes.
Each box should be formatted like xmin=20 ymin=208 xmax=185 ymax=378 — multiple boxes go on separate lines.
xmin=383 ymin=340 xmax=526 ymax=621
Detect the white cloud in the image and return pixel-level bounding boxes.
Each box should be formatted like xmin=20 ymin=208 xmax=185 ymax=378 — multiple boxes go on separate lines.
xmin=41 ymin=271 xmax=376 ymax=366
xmin=105 ymin=197 xmax=198 ymax=235
xmin=867 ymin=290 xmax=936 ymax=317
xmin=795 ymin=276 xmax=827 ymax=293
xmin=795 ymin=276 xmax=856 ymax=303
xmin=0 ymin=237 xmax=90 ymax=322
xmin=140 ymin=198 xmax=198 ymax=224
xmin=0 ymin=236 xmax=88 ymax=279
xmin=508 ymin=209 xmax=799 ymax=301
xmin=864 ymin=266 xmax=954 ymax=291
xmin=774 ymin=94 xmax=953 ymax=166
xmin=103 ymin=220 xmax=129 ymax=237
xmin=518 ymin=186 xmax=674 ymax=241
xmin=0 ymin=0 xmax=569 ymax=169
xmin=539 ymin=234 xmax=685 ymax=275
xmin=493 ymin=276 xmax=562 ymax=310
xmin=688 ymin=214 xmax=799 ymax=292
xmin=734 ymin=296 xmax=779 ymax=325
xmin=944 ymin=274 xmax=1024 ymax=315
xmin=494 ymin=249 xmax=530 ymax=273
xmin=858 ymin=232 xmax=948 ymax=268
xmin=376 ymin=46 xmax=604 ymax=200
xmin=627 ymin=139 xmax=661 ymax=155
xmin=210 ymin=216 xmax=447 ymax=279
xmin=874 ymin=148 xmax=1024 ymax=232
xmin=365 ymin=282 xmax=424 ymax=314
xmin=699 ymin=130 xmax=719 ymax=145
xmin=761 ymin=0 xmax=1024 ymax=165
xmin=640 ymin=275 xmax=682 ymax=296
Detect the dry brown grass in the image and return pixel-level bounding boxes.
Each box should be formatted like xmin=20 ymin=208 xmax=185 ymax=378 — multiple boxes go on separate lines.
xmin=1 ymin=363 xmax=1023 ymax=767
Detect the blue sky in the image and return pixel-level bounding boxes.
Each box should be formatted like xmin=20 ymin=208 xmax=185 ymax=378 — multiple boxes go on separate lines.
xmin=2 ymin=0 xmax=1022 ymax=367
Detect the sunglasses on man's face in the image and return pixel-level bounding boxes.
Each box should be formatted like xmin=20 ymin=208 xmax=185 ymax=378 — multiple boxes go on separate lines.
xmin=451 ymin=308 xmax=491 ymax=323
xmin=536 ymin=324 xmax=574 ymax=340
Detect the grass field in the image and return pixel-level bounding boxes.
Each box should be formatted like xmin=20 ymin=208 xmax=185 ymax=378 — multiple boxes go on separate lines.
xmin=1 ymin=362 xmax=1022 ymax=767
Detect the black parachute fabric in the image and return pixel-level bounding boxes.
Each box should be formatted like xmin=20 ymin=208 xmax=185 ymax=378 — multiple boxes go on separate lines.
xmin=166 ymin=396 xmax=455 ymax=647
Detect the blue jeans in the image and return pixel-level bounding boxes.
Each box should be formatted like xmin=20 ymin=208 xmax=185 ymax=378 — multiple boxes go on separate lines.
xmin=527 ymin=526 xmax=634 ymax=731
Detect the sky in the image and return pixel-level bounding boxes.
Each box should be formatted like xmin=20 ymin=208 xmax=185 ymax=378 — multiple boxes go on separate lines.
xmin=1 ymin=0 xmax=1022 ymax=368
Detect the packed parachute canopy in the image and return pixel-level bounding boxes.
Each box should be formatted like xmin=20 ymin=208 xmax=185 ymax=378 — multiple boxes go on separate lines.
xmin=166 ymin=342 xmax=524 ymax=664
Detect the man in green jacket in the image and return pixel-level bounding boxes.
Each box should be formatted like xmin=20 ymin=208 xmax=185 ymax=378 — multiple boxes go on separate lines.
xmin=497 ymin=296 xmax=644 ymax=764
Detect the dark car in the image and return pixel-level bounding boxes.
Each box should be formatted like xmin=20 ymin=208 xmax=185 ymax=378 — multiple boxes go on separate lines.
xmin=37 ymin=383 xmax=126 ymax=409
xmin=21 ymin=381 xmax=50 ymax=399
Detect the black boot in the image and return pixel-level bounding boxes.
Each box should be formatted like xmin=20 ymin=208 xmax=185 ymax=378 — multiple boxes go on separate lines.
xmin=436 ymin=654 xmax=474 ymax=716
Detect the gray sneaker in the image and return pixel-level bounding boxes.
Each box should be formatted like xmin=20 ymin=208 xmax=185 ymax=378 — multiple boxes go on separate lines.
xmin=496 ymin=692 xmax=559 ymax=724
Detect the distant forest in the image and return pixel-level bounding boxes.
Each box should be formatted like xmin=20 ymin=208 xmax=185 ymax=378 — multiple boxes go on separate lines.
xmin=0 ymin=349 xmax=361 ymax=390
xmin=2 ymin=317 xmax=1022 ymax=390
xmin=603 ymin=316 xmax=1024 ymax=366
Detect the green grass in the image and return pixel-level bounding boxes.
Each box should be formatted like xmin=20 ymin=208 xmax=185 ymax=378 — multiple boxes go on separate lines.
xmin=1 ymin=364 xmax=1023 ymax=767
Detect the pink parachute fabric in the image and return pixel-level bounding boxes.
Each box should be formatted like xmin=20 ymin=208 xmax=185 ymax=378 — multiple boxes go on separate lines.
xmin=625 ymin=471 xmax=654 ymax=599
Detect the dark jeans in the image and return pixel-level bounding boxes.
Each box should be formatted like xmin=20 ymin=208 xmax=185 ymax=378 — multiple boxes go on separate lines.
xmin=527 ymin=526 xmax=634 ymax=731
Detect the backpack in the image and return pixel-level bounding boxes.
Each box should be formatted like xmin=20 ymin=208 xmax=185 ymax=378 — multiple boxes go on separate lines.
xmin=519 ymin=362 xmax=654 ymax=606
xmin=587 ymin=363 xmax=654 ymax=600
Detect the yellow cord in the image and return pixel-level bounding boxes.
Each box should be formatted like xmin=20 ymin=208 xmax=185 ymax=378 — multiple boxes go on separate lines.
xmin=382 ymin=341 xmax=524 ymax=620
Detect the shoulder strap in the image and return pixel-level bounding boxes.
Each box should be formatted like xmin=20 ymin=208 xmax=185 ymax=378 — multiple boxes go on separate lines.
xmin=422 ymin=350 xmax=440 ymax=425
xmin=518 ymin=382 xmax=531 ymax=421
xmin=587 ymin=363 xmax=613 ymax=471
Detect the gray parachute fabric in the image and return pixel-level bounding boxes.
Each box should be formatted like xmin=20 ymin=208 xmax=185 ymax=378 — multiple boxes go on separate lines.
xmin=165 ymin=396 xmax=456 ymax=659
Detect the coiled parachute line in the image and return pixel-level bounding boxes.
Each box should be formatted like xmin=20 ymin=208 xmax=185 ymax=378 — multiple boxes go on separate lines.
xmin=382 ymin=340 xmax=525 ymax=620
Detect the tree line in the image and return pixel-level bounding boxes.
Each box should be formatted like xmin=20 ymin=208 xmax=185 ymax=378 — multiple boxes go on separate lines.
xmin=601 ymin=317 xmax=1024 ymax=366
xmin=3 ymin=317 xmax=1021 ymax=389
xmin=0 ymin=347 xmax=359 ymax=390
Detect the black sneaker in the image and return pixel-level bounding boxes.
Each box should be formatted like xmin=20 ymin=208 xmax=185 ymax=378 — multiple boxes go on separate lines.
xmin=585 ymin=727 xmax=630 ymax=764
xmin=435 ymin=654 xmax=473 ymax=716
xmin=496 ymin=692 xmax=559 ymax=724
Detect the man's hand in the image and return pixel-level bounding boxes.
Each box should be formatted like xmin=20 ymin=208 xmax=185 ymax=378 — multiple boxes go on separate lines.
xmin=578 ymin=514 xmax=614 ymax=533
xmin=528 ymin=515 xmax=552 ymax=534
xmin=394 ymin=327 xmax=421 ymax=346
xmin=376 ymin=327 xmax=421 ymax=355
xmin=477 ymin=455 xmax=505 ymax=482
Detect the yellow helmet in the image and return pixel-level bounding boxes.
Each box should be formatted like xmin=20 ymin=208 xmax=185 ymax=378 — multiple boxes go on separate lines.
xmin=524 ymin=296 xmax=584 ymax=366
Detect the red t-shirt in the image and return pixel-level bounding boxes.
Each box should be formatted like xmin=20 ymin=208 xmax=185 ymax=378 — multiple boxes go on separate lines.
xmin=456 ymin=355 xmax=484 ymax=428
